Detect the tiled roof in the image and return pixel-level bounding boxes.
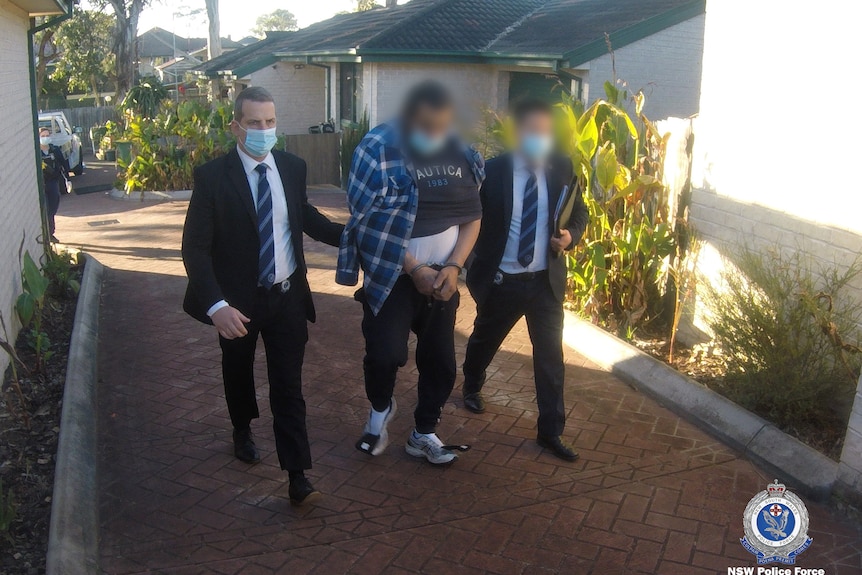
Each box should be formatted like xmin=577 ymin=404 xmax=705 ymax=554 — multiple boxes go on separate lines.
xmin=198 ymin=0 xmax=704 ymax=75
xmin=138 ymin=27 xmax=244 ymax=58
xmin=362 ymin=0 xmax=547 ymax=53
xmin=488 ymin=0 xmax=697 ymax=55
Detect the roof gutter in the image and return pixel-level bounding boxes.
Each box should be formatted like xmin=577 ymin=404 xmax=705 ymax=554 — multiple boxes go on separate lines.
xmin=28 ymin=0 xmax=74 ymax=255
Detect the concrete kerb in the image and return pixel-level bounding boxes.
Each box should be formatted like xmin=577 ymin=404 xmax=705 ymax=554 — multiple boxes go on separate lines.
xmin=562 ymin=311 xmax=837 ymax=501
xmin=46 ymin=254 xmax=104 ymax=575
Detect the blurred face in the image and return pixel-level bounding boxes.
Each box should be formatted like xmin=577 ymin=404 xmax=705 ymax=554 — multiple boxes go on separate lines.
xmin=516 ymin=110 xmax=554 ymax=164
xmin=230 ymin=99 xmax=278 ymax=158
xmin=407 ymin=104 xmax=454 ymax=156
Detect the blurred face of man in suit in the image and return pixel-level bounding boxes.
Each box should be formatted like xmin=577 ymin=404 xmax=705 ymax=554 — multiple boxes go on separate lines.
xmin=230 ymin=99 xmax=278 ymax=161
xmin=515 ymin=107 xmax=554 ymax=167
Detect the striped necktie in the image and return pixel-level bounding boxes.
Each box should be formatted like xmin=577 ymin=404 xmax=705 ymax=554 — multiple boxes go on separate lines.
xmin=255 ymin=163 xmax=276 ymax=288
xmin=517 ymin=171 xmax=539 ymax=267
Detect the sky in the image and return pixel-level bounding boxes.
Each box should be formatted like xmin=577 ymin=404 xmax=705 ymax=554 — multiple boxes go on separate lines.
xmin=83 ymin=0 xmax=389 ymax=41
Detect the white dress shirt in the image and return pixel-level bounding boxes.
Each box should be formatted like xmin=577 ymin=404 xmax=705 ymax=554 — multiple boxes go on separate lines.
xmin=499 ymin=154 xmax=550 ymax=274
xmin=207 ymin=147 xmax=297 ymax=317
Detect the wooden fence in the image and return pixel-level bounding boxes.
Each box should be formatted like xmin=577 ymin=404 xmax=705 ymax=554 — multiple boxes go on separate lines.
xmin=44 ymin=107 xmax=118 ymax=150
xmin=283 ymin=132 xmax=341 ymax=186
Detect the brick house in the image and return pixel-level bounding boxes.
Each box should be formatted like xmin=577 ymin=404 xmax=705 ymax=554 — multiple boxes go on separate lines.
xmin=0 ymin=0 xmax=70 ymax=374
xmin=197 ymin=0 xmax=706 ymax=135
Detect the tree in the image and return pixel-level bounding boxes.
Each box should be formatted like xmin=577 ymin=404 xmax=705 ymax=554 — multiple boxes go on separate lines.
xmin=252 ymin=9 xmax=298 ymax=37
xmin=357 ymin=0 xmax=378 ymax=10
xmin=102 ymin=0 xmax=150 ymax=98
xmin=204 ymin=0 xmax=221 ymax=61
xmin=52 ymin=10 xmax=116 ymax=105
xmin=33 ymin=26 xmax=60 ymax=100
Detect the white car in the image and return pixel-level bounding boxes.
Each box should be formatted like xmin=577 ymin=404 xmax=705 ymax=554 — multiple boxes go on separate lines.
xmin=38 ymin=111 xmax=84 ymax=175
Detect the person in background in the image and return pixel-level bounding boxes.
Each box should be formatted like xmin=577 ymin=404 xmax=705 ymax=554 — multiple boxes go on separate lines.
xmin=462 ymin=98 xmax=589 ymax=462
xmin=182 ymin=87 xmax=344 ymax=506
xmin=39 ymin=126 xmax=68 ymax=243
xmin=337 ymin=80 xmax=484 ymax=465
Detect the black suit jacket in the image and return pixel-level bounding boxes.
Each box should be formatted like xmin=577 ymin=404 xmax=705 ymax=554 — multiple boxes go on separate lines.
xmin=182 ymin=148 xmax=344 ymax=325
xmin=467 ymin=152 xmax=589 ymax=306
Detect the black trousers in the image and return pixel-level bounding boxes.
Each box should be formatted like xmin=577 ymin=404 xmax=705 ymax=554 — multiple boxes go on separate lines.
xmin=45 ymin=179 xmax=61 ymax=235
xmin=359 ymin=275 xmax=460 ymax=434
xmin=463 ymin=273 xmax=566 ymax=437
xmin=219 ymin=280 xmax=311 ymax=471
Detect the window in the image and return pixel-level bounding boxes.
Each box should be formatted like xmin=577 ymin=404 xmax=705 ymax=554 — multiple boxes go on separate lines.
xmin=340 ymin=63 xmax=362 ymax=124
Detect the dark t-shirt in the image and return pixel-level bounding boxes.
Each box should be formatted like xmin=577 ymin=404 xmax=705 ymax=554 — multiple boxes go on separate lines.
xmin=410 ymin=141 xmax=482 ymax=238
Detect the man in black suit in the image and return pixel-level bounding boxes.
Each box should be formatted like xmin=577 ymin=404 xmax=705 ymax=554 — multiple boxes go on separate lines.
xmin=463 ymin=98 xmax=589 ymax=461
xmin=182 ymin=87 xmax=343 ymax=505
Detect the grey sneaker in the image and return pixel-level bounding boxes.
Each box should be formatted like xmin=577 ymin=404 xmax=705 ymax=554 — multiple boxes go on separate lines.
xmin=405 ymin=431 xmax=457 ymax=465
xmin=356 ymin=398 xmax=397 ymax=456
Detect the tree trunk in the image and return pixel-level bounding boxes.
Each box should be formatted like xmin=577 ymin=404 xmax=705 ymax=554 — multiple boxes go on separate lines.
xmin=110 ymin=0 xmax=144 ymax=98
xmin=91 ymin=74 xmax=102 ymax=107
xmin=205 ymin=0 xmax=222 ymax=61
xmin=35 ymin=30 xmax=56 ymax=106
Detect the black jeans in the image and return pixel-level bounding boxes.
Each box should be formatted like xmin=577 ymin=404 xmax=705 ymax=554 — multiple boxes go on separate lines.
xmin=359 ymin=275 xmax=460 ymax=434
xmin=44 ymin=178 xmax=61 ymax=235
xmin=463 ymin=273 xmax=566 ymax=437
xmin=219 ymin=280 xmax=311 ymax=471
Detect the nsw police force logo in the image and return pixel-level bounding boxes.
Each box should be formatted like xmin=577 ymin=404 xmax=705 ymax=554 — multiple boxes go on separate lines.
xmin=740 ymin=479 xmax=813 ymax=564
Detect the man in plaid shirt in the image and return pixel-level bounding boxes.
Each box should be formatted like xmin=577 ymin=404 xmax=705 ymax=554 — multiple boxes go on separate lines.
xmin=337 ymin=81 xmax=484 ymax=465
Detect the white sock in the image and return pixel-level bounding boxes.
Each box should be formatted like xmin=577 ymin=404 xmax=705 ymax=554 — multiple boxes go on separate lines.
xmin=367 ymin=401 xmax=391 ymax=435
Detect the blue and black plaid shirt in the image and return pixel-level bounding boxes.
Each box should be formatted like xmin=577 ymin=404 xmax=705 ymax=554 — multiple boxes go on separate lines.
xmin=336 ymin=121 xmax=485 ymax=315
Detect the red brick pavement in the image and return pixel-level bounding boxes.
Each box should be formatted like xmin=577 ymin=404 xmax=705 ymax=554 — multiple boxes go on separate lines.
xmin=55 ymin=191 xmax=862 ymax=575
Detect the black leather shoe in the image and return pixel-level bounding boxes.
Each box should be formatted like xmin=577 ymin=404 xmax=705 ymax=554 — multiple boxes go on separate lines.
xmin=233 ymin=428 xmax=260 ymax=464
xmin=463 ymin=392 xmax=486 ymax=414
xmin=537 ymin=435 xmax=579 ymax=462
xmin=288 ymin=475 xmax=322 ymax=506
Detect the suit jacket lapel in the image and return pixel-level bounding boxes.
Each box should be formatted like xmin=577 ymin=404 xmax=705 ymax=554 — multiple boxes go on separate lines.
xmin=227 ymin=148 xmax=257 ymax=226
xmin=502 ymin=153 xmax=514 ymax=231
xmin=545 ymin=161 xmax=560 ymax=234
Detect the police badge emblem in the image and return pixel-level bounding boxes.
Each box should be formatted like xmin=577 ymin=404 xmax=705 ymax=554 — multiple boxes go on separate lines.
xmin=740 ymin=479 xmax=813 ymax=564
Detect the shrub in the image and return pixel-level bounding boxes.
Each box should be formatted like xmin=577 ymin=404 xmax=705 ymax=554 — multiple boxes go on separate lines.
xmin=119 ymin=100 xmax=234 ymax=193
xmin=704 ymin=247 xmax=862 ymax=435
xmin=121 ymin=76 xmax=169 ymax=118
xmin=340 ymin=109 xmax=369 ymax=188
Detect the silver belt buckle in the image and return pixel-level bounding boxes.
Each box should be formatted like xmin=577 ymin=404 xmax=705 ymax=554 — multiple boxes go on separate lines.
xmin=493 ymin=271 xmax=504 ymax=285
xmin=278 ymin=279 xmax=291 ymax=293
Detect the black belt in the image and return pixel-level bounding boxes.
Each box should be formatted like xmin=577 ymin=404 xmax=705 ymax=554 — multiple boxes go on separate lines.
xmin=494 ymin=269 xmax=548 ymax=284
xmin=259 ymin=271 xmax=299 ymax=294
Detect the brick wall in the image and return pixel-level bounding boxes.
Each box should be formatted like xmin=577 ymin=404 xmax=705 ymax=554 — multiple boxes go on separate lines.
xmin=688 ymin=0 xmax=862 ymax=496
xmin=359 ymin=62 xmax=508 ymax=127
xmin=585 ymin=14 xmax=705 ymax=120
xmin=0 ymin=0 xmax=45 ymax=375
xmin=248 ymin=62 xmax=326 ymax=135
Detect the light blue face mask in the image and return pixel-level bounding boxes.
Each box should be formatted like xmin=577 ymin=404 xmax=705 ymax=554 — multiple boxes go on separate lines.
xmin=409 ymin=130 xmax=447 ymax=156
xmin=520 ymin=133 xmax=554 ymax=163
xmin=238 ymin=125 xmax=278 ymax=157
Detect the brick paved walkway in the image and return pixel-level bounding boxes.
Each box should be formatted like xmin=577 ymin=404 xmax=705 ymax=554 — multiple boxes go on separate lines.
xmin=56 ymin=191 xmax=861 ymax=575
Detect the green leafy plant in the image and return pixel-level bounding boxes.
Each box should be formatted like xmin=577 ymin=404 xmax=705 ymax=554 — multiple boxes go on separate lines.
xmin=340 ymin=109 xmax=370 ymax=188
xmin=704 ymin=248 xmax=862 ymax=444
xmin=16 ymin=251 xmax=52 ymax=371
xmin=560 ymin=82 xmax=684 ymax=337
xmin=0 ymin=478 xmax=16 ymax=542
xmin=121 ymin=75 xmax=169 ymax=118
xmin=118 ymin=100 xmax=235 ymax=193
xmin=43 ymin=249 xmax=81 ymax=298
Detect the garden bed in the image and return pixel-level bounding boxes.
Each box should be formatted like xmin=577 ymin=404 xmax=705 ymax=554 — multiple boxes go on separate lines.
xmin=0 ymin=263 xmax=81 ymax=575
xmin=630 ymin=332 xmax=846 ymax=461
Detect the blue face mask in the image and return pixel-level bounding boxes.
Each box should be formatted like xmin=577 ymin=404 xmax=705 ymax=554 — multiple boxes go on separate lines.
xmin=239 ymin=125 xmax=277 ymax=157
xmin=520 ymin=133 xmax=554 ymax=163
xmin=409 ymin=130 xmax=447 ymax=156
